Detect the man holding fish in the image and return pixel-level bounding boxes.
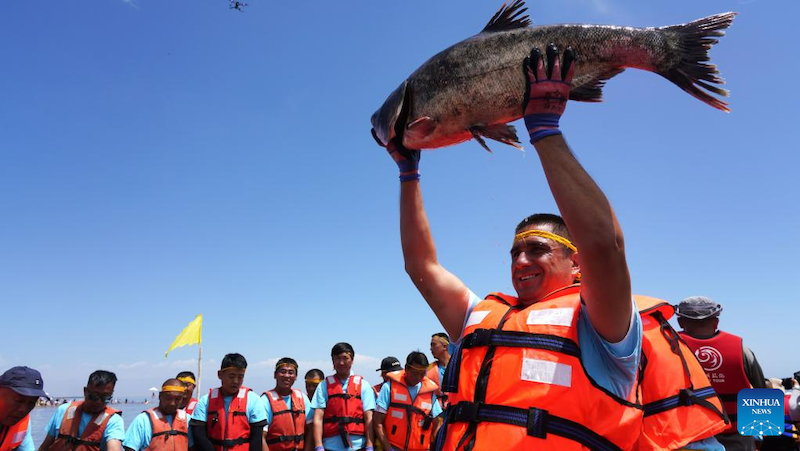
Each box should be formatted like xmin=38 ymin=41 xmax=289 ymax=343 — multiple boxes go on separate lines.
xmin=383 ymin=42 xmax=644 ymax=450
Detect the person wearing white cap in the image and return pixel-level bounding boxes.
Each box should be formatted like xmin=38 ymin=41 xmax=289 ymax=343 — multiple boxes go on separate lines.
xmin=676 ymin=295 xmax=766 ymax=451
xmin=0 ymin=366 xmax=49 ymax=451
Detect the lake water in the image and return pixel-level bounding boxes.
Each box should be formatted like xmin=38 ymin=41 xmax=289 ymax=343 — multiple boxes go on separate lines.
xmin=29 ymin=403 xmax=153 ymax=448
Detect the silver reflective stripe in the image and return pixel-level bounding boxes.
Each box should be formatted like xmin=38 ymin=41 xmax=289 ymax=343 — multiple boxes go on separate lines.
xmin=178 ymin=410 xmax=186 ymax=420
xmin=326 ymin=376 xmax=335 ymax=384
xmin=269 ymin=390 xmax=279 ymax=401
xmin=66 ymin=406 xmax=77 ymax=420
xmin=210 ymin=388 xmax=219 ymax=399
xmin=94 ymin=412 xmax=109 ymax=426
xmin=237 ymin=388 xmax=247 ymax=399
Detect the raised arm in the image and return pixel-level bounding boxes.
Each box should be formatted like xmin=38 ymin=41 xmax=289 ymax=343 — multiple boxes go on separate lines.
xmin=524 ymin=45 xmax=632 ymax=342
xmin=387 ymin=141 xmax=471 ymax=339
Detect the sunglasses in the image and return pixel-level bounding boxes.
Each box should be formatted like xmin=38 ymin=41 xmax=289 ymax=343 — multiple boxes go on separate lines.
xmin=86 ymin=392 xmax=114 ymax=403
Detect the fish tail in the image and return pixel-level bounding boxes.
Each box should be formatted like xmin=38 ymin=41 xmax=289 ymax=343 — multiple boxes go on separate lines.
xmin=659 ymin=12 xmax=737 ymax=112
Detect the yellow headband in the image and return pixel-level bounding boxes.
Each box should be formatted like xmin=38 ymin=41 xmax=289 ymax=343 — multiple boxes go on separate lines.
xmin=305 ymin=377 xmax=323 ymax=383
xmin=178 ymin=376 xmax=196 ymax=385
xmin=221 ymin=366 xmax=245 ymax=373
xmin=434 ymin=336 xmax=449 ymax=346
xmin=513 ymin=229 xmax=577 ymax=252
xmin=276 ymin=363 xmax=298 ymax=372
xmin=161 ymin=385 xmax=186 ymax=393
xmin=407 ymin=363 xmax=428 ymax=372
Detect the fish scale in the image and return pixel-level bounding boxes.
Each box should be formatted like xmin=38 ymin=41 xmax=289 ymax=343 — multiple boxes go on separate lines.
xmin=371 ymin=0 xmax=735 ymax=152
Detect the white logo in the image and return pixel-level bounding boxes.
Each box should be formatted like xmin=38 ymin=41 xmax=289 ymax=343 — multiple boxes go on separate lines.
xmin=695 ymin=346 xmax=724 ymax=371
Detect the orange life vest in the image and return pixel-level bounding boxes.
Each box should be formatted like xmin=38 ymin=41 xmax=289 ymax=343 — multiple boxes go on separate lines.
xmin=384 ymin=371 xmax=439 ymax=451
xmin=206 ymin=387 xmax=251 ymax=451
xmin=436 ymin=285 xmax=643 ymax=451
xmin=426 ymin=363 xmax=448 ymax=409
xmin=679 ymin=331 xmax=751 ymax=435
xmin=48 ymin=401 xmax=120 ymax=451
xmin=185 ymin=399 xmax=197 ymax=416
xmin=143 ymin=408 xmax=189 ymax=451
xmin=322 ymin=374 xmax=365 ymax=448
xmin=633 ymin=295 xmax=728 ymax=451
xmin=262 ymin=389 xmax=305 ymax=451
xmin=0 ymin=414 xmax=29 ymax=451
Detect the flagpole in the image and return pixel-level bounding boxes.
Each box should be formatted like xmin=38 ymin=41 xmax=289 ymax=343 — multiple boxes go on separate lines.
xmin=197 ymin=342 xmax=202 ymax=396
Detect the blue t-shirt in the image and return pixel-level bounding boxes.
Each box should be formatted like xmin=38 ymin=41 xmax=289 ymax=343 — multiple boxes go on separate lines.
xmin=260 ymin=390 xmax=313 ymax=427
xmin=459 ymin=290 xmax=642 ymax=399
xmin=375 ymin=381 xmax=443 ymax=417
xmin=122 ymin=410 xmax=194 ymax=451
xmin=45 ymin=403 xmax=125 ymax=451
xmin=191 ymin=389 xmax=267 ymax=424
xmin=13 ymin=421 xmax=34 ymax=451
xmin=310 ymin=374 xmax=376 ymax=451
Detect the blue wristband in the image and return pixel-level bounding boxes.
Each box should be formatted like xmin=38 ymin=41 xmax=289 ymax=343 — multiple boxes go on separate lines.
xmin=525 ymin=113 xmax=562 ymax=143
xmin=400 ymin=171 xmax=420 ymax=182
xmin=315 ymin=447 xmax=324 ymax=451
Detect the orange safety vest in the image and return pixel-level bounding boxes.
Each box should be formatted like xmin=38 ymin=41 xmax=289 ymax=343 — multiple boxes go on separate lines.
xmin=143 ymin=408 xmax=189 ymax=451
xmin=426 ymin=363 xmax=449 ymax=410
xmin=0 ymin=414 xmax=29 ymax=451
xmin=437 ymin=285 xmax=643 ymax=451
xmin=206 ymin=387 xmax=251 ymax=451
xmin=262 ymin=389 xmax=305 ymax=451
xmin=633 ymin=295 xmax=728 ymax=451
xmin=322 ymin=374 xmax=365 ymax=448
xmin=48 ymin=402 xmax=120 ymax=451
xmin=385 ymin=371 xmax=439 ymax=451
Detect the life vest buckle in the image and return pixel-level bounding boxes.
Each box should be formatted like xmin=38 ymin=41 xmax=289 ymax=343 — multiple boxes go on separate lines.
xmin=526 ymin=407 xmax=548 ymax=439
xmin=450 ymin=402 xmax=480 ymax=423
xmin=678 ymin=388 xmax=695 ymax=406
xmin=465 ymin=329 xmax=493 ymax=348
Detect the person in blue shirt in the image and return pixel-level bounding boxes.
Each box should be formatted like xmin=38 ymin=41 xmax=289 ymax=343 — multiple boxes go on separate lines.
xmin=0 ymin=366 xmax=49 ymax=451
xmin=261 ymin=358 xmax=313 ymax=450
xmin=310 ymin=343 xmax=375 ymax=451
xmin=190 ymin=354 xmax=266 ymax=451
xmin=374 ymin=352 xmax=442 ymax=451
xmin=38 ymin=370 xmax=125 ymax=451
xmin=123 ymin=379 xmax=193 ymax=451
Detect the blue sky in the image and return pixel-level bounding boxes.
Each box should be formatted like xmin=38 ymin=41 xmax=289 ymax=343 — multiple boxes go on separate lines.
xmin=1 ymin=0 xmax=797 ymax=398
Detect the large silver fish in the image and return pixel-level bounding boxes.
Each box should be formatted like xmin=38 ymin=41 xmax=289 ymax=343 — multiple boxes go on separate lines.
xmin=371 ymin=0 xmax=736 ymax=151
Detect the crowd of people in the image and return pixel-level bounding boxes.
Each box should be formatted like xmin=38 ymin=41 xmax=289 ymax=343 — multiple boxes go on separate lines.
xmin=1 ymin=47 xmax=797 ymax=451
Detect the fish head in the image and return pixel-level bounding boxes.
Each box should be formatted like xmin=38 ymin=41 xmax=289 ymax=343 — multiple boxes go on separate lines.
xmin=371 ymin=80 xmax=410 ymax=147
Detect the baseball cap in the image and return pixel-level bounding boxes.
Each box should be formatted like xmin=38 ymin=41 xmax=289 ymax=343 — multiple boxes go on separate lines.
xmin=0 ymin=366 xmax=49 ymax=398
xmin=376 ymin=357 xmax=402 ymax=372
xmin=675 ymin=296 xmax=723 ymax=320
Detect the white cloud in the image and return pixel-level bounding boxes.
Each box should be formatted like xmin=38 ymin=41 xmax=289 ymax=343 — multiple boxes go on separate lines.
xmin=120 ymin=0 xmax=138 ymax=8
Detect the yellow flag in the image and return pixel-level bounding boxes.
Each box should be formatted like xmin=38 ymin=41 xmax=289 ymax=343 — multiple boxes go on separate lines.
xmin=165 ymin=314 xmax=202 ymax=358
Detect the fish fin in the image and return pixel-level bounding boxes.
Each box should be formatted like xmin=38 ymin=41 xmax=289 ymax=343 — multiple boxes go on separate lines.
xmin=470 ymin=130 xmax=494 ymax=153
xmin=470 ymin=124 xmax=523 ymax=152
xmin=569 ymin=68 xmax=626 ymax=102
xmin=659 ymin=12 xmax=736 ymax=112
xmin=482 ymin=0 xmax=531 ymax=33
xmin=404 ymin=116 xmax=437 ymax=143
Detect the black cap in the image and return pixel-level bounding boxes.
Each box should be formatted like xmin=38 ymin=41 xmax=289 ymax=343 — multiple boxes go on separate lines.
xmin=0 ymin=366 xmax=49 ymax=398
xmin=376 ymin=356 xmax=401 ymax=372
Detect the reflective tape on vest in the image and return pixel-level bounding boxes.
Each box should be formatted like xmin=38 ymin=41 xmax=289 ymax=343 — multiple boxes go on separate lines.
xmin=526 ymin=308 xmax=574 ymax=327
xmin=521 ymin=357 xmax=572 ymax=387
xmin=465 ymin=311 xmax=491 ymax=328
